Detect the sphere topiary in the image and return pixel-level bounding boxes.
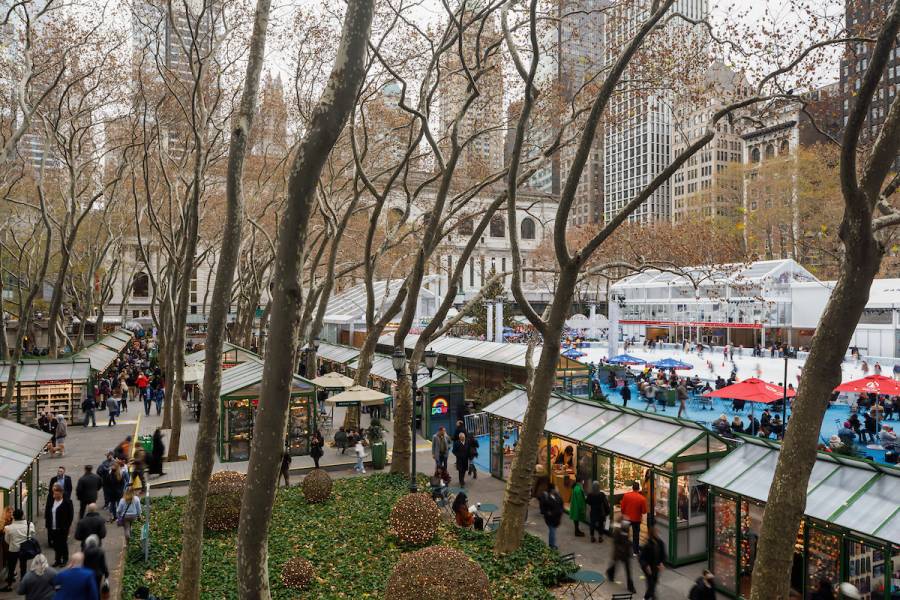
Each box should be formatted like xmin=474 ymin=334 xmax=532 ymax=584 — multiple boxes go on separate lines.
xmin=301 ymin=468 xmax=333 ymax=503
xmin=204 ymin=471 xmax=246 ymax=532
xmin=281 ymin=557 xmax=315 ymax=590
xmin=389 ymin=492 xmax=440 ymax=545
xmin=385 ymin=546 xmax=491 ymax=600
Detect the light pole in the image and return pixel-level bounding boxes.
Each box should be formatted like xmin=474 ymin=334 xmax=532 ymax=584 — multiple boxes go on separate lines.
xmin=392 ymin=346 xmax=438 ymax=493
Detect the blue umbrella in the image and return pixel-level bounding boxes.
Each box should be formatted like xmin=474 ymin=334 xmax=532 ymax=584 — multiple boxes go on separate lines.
xmin=607 ymin=353 xmax=646 ymax=365
xmin=562 ymin=348 xmax=586 ymax=359
xmin=650 ymin=358 xmax=693 ymax=370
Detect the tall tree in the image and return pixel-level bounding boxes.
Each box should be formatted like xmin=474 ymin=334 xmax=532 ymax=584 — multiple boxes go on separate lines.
xmin=234 ymin=3 xmax=374 ymax=597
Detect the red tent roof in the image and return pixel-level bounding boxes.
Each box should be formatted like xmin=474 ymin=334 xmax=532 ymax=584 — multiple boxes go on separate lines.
xmin=702 ymin=378 xmax=795 ymax=404
xmin=834 ymin=374 xmax=900 ymax=396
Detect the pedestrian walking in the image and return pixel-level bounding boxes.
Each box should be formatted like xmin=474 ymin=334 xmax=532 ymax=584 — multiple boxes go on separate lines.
xmin=50 ymin=552 xmax=98 ymax=600
xmin=107 ymin=394 xmax=119 ymax=427
xmin=82 ymin=535 xmax=108 ymax=593
xmin=538 ymin=482 xmax=564 ymax=550
xmin=620 ymin=481 xmax=648 ymax=555
xmin=82 ymin=394 xmax=96 ymax=428
xmin=431 ymin=426 xmax=450 ymax=471
xmin=452 ymin=432 xmax=470 ymax=487
xmin=689 ymin=569 xmax=717 ymax=600
xmin=310 ymin=430 xmax=324 ymax=469
xmin=1 ymin=509 xmax=33 ymax=591
xmin=153 ymin=385 xmax=164 ymax=416
xmin=677 ymin=381 xmax=688 ymax=419
xmin=639 ymin=525 xmax=667 ymax=599
xmin=621 ymin=383 xmax=631 ymax=408
xmin=569 ymin=479 xmax=587 ymax=537
xmin=44 ymin=483 xmax=74 ymax=567
xmin=119 ymin=376 xmax=129 ymax=413
xmin=52 ymin=415 xmax=67 ymax=457
xmin=586 ymin=480 xmax=610 ymax=543
xmin=606 ymin=517 xmax=637 ymax=593
xmin=49 ymin=467 xmax=73 ymax=500
xmin=75 ymin=466 xmax=102 ymax=520
xmin=74 ymin=503 xmax=106 ymax=549
xmin=116 ymin=488 xmax=142 ymax=543
xmin=353 ymin=439 xmax=367 ymax=474
xmin=16 ymin=554 xmax=57 ymax=600
xmin=280 ymin=448 xmax=291 ymax=487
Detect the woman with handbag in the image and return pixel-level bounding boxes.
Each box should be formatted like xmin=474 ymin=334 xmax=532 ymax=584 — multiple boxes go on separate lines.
xmin=16 ymin=554 xmax=57 ymax=600
xmin=2 ymin=509 xmax=36 ymax=590
xmin=116 ymin=488 xmax=142 ymax=543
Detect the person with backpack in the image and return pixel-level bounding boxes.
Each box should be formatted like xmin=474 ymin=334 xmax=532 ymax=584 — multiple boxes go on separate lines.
xmin=116 ymin=488 xmax=142 ymax=543
xmin=538 ymin=482 xmax=564 ymax=550
xmin=1 ymin=508 xmax=35 ymax=590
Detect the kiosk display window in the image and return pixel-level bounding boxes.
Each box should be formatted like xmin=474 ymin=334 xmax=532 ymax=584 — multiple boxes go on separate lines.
xmin=847 ymin=540 xmax=885 ymax=600
xmin=806 ymin=528 xmax=840 ymax=600
xmin=225 ymin=399 xmax=252 ymax=461
xmin=712 ymin=495 xmax=738 ymax=594
xmin=613 ymin=456 xmax=645 ymax=498
xmin=891 ymin=548 xmax=899 ymax=598
xmin=288 ymin=399 xmax=312 ymax=455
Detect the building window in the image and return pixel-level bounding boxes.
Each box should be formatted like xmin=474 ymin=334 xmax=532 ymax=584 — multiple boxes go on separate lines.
xmin=458 ymin=217 xmax=473 ymax=236
xmin=751 ymin=148 xmax=760 ymax=163
xmin=765 ymin=144 xmax=775 ymax=159
xmin=133 ymin=273 xmax=150 ymax=298
xmin=520 ymin=217 xmax=536 ymax=240
xmin=490 ymin=215 xmax=505 ymax=238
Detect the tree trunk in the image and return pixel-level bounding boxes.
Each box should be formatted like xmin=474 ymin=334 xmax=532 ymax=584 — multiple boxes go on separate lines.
xmin=46 ymin=248 xmax=71 ymax=357
xmin=176 ymin=0 xmax=271 ymax=588
xmin=494 ymin=268 xmax=575 ymax=554
xmin=235 ymin=4 xmax=373 ymax=597
xmin=389 ymin=377 xmax=412 ymax=475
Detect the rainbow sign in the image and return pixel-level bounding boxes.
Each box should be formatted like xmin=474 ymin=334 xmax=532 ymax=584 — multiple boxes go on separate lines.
xmin=431 ymin=396 xmax=449 ymax=416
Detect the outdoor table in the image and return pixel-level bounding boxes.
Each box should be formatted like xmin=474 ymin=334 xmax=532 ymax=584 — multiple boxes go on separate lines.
xmin=568 ymin=570 xmax=606 ymax=600
xmin=478 ymin=502 xmax=499 ymax=523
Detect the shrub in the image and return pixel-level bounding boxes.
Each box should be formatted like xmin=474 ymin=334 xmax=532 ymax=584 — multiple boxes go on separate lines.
xmin=384 ymin=546 xmax=491 ymax=600
xmin=301 ymin=468 xmax=332 ymax=503
xmin=388 ymin=492 xmax=440 ymax=545
xmin=204 ymin=471 xmax=246 ymax=531
xmin=281 ymin=557 xmax=315 ymax=590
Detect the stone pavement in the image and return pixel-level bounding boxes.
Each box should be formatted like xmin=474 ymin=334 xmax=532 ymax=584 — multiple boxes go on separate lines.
xmin=0 ymin=401 xmax=143 ymax=600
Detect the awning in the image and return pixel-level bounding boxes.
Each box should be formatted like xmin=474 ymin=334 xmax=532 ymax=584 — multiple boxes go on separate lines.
xmin=0 ymin=418 xmax=51 ymax=490
xmin=183 ymin=364 xmax=205 ymax=385
xmin=218 ymin=358 xmax=313 ymax=398
xmin=349 ymin=353 xmax=454 ymax=387
xmin=0 ymin=359 xmax=91 ymax=384
xmin=316 ymin=342 xmax=360 ymax=365
xmin=483 ymin=387 xmax=723 ymax=467
xmin=73 ymin=329 xmax=135 ymax=373
xmin=310 ymin=372 xmax=355 ymax=389
xmin=324 ymin=385 xmax=390 ymax=407
xmin=699 ymin=438 xmax=900 ymax=545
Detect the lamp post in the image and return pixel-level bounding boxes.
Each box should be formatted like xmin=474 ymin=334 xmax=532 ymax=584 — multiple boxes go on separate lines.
xmin=393 ymin=347 xmax=438 ymax=493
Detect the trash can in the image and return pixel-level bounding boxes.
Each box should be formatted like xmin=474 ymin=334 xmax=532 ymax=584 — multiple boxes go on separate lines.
xmin=139 ymin=435 xmax=153 ymax=453
xmin=371 ymin=441 xmax=387 ymax=470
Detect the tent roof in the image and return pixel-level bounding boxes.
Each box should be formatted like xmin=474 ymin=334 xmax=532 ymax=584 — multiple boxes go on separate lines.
xmin=611 ymin=259 xmax=818 ymax=290
xmin=0 ymin=359 xmax=91 ymax=384
xmin=348 ymin=353 xmax=460 ymax=387
xmin=184 ymin=342 xmax=258 ymax=366
xmin=323 ymin=279 xmax=417 ymax=325
xmin=316 ymin=342 xmax=361 ymax=366
xmin=699 ymin=437 xmax=900 ymax=545
xmin=483 ymin=387 xmax=724 ymax=467
xmin=218 ymin=358 xmax=313 ymax=398
xmin=0 ymin=418 xmax=51 ymax=490
xmin=310 ymin=371 xmax=355 ymax=389
xmin=183 ymin=363 xmax=205 ymax=385
xmin=378 ymin=334 xmax=586 ymax=370
xmin=324 ymin=385 xmax=390 ymax=406
xmin=73 ymin=329 xmax=134 ymax=372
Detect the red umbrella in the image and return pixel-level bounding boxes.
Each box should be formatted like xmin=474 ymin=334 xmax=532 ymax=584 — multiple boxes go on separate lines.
xmin=702 ymin=378 xmax=795 ymax=404
xmin=834 ymin=374 xmax=900 ymax=396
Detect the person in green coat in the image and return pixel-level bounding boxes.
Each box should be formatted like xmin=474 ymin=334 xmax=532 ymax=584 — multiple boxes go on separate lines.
xmin=569 ymin=479 xmax=587 ymax=537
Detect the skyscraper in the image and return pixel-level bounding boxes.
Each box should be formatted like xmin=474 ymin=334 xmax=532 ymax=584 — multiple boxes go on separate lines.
xmin=558 ymin=0 xmax=607 ymax=226
xmin=438 ymin=11 xmax=505 ymax=179
xmin=840 ymin=0 xmax=899 ymax=169
xmin=603 ymin=0 xmax=709 ymax=224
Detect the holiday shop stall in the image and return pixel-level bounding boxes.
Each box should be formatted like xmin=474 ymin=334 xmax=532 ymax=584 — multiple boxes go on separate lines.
xmin=700 ymin=436 xmax=900 ymax=599
xmin=315 ymin=342 xmax=361 ymax=376
xmin=0 ymin=358 xmax=92 ymax=423
xmin=0 ymin=418 xmax=51 ymax=521
xmin=217 ymin=358 xmax=316 ymax=461
xmin=483 ymin=387 xmax=729 ymax=565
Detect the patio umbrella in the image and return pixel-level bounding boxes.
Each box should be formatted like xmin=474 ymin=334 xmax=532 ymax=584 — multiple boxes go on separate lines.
xmin=323 ymin=385 xmax=390 ymax=406
xmin=703 ymin=378 xmax=795 ymax=403
xmin=650 ymin=358 xmax=693 ymax=370
xmin=833 ymin=374 xmax=900 ymax=396
xmin=310 ymin=371 xmax=355 ymax=390
xmin=607 ymin=353 xmax=646 ymax=366
xmin=562 ymin=348 xmax=586 ymax=359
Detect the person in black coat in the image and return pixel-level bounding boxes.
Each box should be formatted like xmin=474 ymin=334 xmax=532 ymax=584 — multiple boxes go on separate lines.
xmin=639 ymin=526 xmax=668 ymax=599
xmin=689 ymin=570 xmax=717 ymax=600
xmin=76 ymin=465 xmax=103 ymax=519
xmin=539 ymin=483 xmax=564 ymax=550
xmin=620 ymin=384 xmax=631 ymax=408
xmin=452 ymin=432 xmax=470 ymax=487
xmin=45 ymin=483 xmax=74 ymax=567
xmin=83 ymin=534 xmax=108 ymax=592
xmin=74 ymin=503 xmax=107 ymax=549
xmin=310 ymin=430 xmax=324 ymax=469
xmin=149 ymin=428 xmax=166 ymax=476
xmin=585 ymin=480 xmax=611 ymax=543
xmin=49 ymin=467 xmax=73 ymax=501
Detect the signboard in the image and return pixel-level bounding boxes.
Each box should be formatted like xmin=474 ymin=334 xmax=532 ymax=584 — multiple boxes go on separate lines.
xmin=431 ymin=396 xmax=449 ymax=416
xmin=620 ymin=320 xmax=763 ymax=330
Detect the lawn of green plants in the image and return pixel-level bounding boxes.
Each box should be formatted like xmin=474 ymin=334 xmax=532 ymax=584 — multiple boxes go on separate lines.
xmin=121 ymin=473 xmax=571 ymax=599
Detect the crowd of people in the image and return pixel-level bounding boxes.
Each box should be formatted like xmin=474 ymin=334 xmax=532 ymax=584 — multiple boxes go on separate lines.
xmin=84 ymin=337 xmax=163 ymax=427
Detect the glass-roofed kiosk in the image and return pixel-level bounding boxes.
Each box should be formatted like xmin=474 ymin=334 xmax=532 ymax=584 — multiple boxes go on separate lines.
xmin=700 ymin=436 xmax=900 ymax=599
xmin=483 ymin=387 xmax=729 ymax=565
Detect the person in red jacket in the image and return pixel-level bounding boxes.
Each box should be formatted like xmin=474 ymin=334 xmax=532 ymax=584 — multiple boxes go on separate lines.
xmin=619 ymin=481 xmax=648 ymax=555
xmin=135 ymin=372 xmax=150 ymax=415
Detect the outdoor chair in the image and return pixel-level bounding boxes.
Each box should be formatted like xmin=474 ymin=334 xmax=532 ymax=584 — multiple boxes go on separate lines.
xmin=560 ymin=553 xmax=606 ymax=600
xmin=611 ymin=594 xmax=634 ymax=600
xmin=486 ymin=516 xmax=501 ymax=532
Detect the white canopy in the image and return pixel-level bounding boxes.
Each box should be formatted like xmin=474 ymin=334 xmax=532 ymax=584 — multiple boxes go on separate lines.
xmin=324 ymin=385 xmax=390 ymax=407
xmin=310 ymin=372 xmax=355 ymax=389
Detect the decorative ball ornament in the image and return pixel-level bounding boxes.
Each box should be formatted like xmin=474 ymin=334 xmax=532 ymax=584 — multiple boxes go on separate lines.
xmin=281 ymin=557 xmax=315 ymax=590
xmin=204 ymin=471 xmax=246 ymax=531
xmin=301 ymin=468 xmax=333 ymax=503
xmin=389 ymin=492 xmax=440 ymax=545
xmin=385 ymin=546 xmax=491 ymax=600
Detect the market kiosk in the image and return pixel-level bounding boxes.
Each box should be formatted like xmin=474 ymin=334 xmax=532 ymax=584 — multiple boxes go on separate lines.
xmin=347 ymin=353 xmax=467 ymax=438
xmin=217 ymin=358 xmax=316 ymax=461
xmin=0 ymin=358 xmax=92 ymax=424
xmin=483 ymin=387 xmax=729 ymax=565
xmin=0 ymin=418 xmax=51 ymax=521
xmin=316 ymin=342 xmax=361 ymax=376
xmin=185 ymin=341 xmax=257 ymax=369
xmin=75 ymin=329 xmax=135 ymax=374
xmin=700 ymin=437 xmax=900 ymax=599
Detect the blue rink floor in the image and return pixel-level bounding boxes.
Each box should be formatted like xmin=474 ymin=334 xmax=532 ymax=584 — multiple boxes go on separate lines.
xmin=474 ymin=381 xmax=896 ymax=466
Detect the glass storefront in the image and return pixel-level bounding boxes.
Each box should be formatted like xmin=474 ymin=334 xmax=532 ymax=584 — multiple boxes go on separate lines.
xmin=806 ymin=527 xmax=841 ymax=599
xmin=221 ymin=395 xmax=314 ymax=462
xmin=489 ymin=417 xmax=519 ymax=480
xmin=713 ymin=494 xmax=739 ymax=594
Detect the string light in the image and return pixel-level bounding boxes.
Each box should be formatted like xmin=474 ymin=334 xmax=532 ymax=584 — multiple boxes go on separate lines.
xmin=301 ymin=468 xmax=333 ymax=503
xmin=389 ymin=492 xmax=440 ymax=545
xmin=281 ymin=557 xmax=315 ymax=590
xmin=204 ymin=470 xmax=246 ymax=532
xmin=385 ymin=546 xmax=490 ymax=600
